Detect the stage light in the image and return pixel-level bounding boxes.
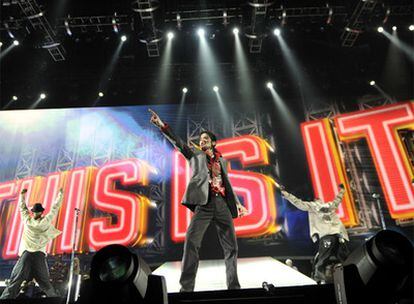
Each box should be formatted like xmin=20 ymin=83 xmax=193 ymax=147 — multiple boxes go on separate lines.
xmin=182 ymin=87 xmax=188 ymax=93
xmin=64 ymin=19 xmax=72 ymax=36
xmin=4 ymin=23 xmax=15 ymax=39
xmin=0 ymin=42 xmax=2 ymax=47
xmin=197 ymin=28 xmax=205 ymax=37
xmin=77 ymin=244 xmax=167 ymax=304
xmin=176 ymin=13 xmax=182 ymax=29
xmin=333 ymin=230 xmax=413 ymax=304
xmin=266 ymin=82 xmax=273 ymax=89
xmin=213 ymin=86 xmax=219 ymax=92
xmin=121 ymin=35 xmax=127 ymax=42
xmin=13 ymin=40 xmax=19 ymax=46
xmin=112 ymin=14 xmax=119 ymax=33
xmin=409 ymin=25 xmax=414 ymax=31
xmin=223 ymin=11 xmax=229 ymax=26
xmin=167 ymin=32 xmax=174 ymax=40
xmin=98 ymin=92 xmax=104 ymax=97
xmin=377 ymin=26 xmax=384 ymax=33
xmin=392 ymin=26 xmax=397 ymax=31
xmin=12 ymin=96 xmax=18 ymax=101
xmin=40 ymin=93 xmax=46 ymax=99
xmin=233 ymin=28 xmax=239 ymax=35
xmin=273 ymin=28 xmax=281 ymax=36
xmin=369 ymin=80 xmax=376 ymax=86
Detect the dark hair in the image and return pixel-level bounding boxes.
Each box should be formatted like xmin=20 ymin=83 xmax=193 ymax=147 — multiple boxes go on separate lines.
xmin=199 ymin=130 xmax=217 ymax=143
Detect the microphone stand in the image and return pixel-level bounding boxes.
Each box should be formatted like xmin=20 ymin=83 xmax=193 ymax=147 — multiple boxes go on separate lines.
xmin=66 ymin=208 xmax=81 ymax=304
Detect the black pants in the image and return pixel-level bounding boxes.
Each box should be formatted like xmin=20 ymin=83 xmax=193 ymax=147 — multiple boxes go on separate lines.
xmin=0 ymin=251 xmax=58 ymax=299
xmin=179 ymin=194 xmax=240 ymax=292
xmin=312 ymin=234 xmax=349 ymax=283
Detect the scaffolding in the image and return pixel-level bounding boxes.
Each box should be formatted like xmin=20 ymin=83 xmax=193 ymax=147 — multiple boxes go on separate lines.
xmin=304 ymin=99 xmax=387 ymax=235
xmin=341 ymin=0 xmax=378 ymax=47
xmin=132 ymin=0 xmax=161 ymax=57
xmin=17 ymin=0 xmax=66 ymax=61
xmin=246 ymin=0 xmax=273 ymax=53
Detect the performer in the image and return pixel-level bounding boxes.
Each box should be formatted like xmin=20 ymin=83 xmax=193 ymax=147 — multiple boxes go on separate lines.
xmin=275 ymin=183 xmax=349 ymax=283
xmin=149 ymin=109 xmax=248 ymax=292
xmin=0 ymin=188 xmax=64 ymax=299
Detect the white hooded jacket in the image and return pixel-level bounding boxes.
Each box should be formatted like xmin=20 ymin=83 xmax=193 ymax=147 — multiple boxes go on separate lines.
xmin=18 ymin=191 xmax=63 ymax=256
xmin=281 ymin=188 xmax=348 ymax=242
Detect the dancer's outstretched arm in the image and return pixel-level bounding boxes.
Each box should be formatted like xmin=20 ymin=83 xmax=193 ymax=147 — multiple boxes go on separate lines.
xmin=275 ymin=182 xmax=311 ymax=211
xmin=149 ymin=108 xmax=194 ymax=160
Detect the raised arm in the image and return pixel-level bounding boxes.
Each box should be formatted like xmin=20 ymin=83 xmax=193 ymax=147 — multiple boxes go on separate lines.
xmin=43 ymin=188 xmax=64 ymax=224
xmin=281 ymin=190 xmax=311 ymax=211
xmin=149 ymin=108 xmax=194 ymax=160
xmin=330 ymin=184 xmax=346 ymax=210
xmin=275 ymin=182 xmax=311 ymax=211
xmin=19 ymin=189 xmax=31 ymax=224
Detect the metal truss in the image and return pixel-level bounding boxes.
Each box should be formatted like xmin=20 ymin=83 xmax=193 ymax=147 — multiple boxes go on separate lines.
xmin=56 ymin=146 xmax=77 ymax=172
xmin=14 ymin=147 xmax=37 ymax=179
xmin=339 ymin=141 xmax=385 ymax=234
xmin=389 ymin=4 xmax=413 ymax=16
xmin=357 ymin=95 xmax=396 ymax=111
xmin=230 ymin=109 xmax=279 ymax=179
xmin=16 ymin=0 xmax=66 ymax=61
xmin=187 ymin=116 xmax=214 ymax=145
xmin=271 ymin=6 xmax=347 ymax=20
xmin=230 ymin=110 xmax=263 ymax=137
xmin=304 ymin=100 xmax=385 ymax=235
xmin=90 ymin=135 xmax=114 ymax=168
xmin=304 ymin=101 xmax=339 ymax=121
xmin=132 ymin=0 xmax=161 ymax=57
xmin=141 ymin=182 xmax=166 ymax=256
xmin=32 ymin=149 xmax=55 ymax=177
xmin=164 ymin=7 xmax=242 ymax=23
xmin=341 ymin=0 xmax=378 ymax=48
xmin=246 ymin=0 xmax=273 ymax=54
xmin=55 ymin=14 xmax=132 ymax=33
xmin=0 ymin=18 xmax=23 ymax=32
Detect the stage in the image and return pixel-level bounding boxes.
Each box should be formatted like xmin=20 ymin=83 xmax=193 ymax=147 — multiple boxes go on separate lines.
xmin=153 ymin=256 xmax=316 ymax=293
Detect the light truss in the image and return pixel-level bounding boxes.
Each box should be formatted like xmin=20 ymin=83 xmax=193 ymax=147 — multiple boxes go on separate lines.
xmin=341 ymin=0 xmax=378 ymax=48
xmin=17 ymin=0 xmax=66 ymax=61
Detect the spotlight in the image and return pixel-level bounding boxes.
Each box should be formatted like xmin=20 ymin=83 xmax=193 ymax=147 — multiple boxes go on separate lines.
xmin=223 ymin=11 xmax=229 ymax=26
xmin=176 ymin=13 xmax=182 ymax=29
xmin=273 ymin=28 xmax=281 ymax=36
xmin=78 ymin=244 xmax=168 ymax=304
xmin=12 ymin=96 xmax=18 ymax=101
xmin=40 ymin=93 xmax=46 ymax=100
xmin=13 ymin=40 xmax=19 ymax=46
xmin=112 ymin=15 xmax=119 ymax=33
xmin=213 ymin=86 xmax=219 ymax=92
xmin=121 ymin=35 xmax=127 ymax=42
xmin=4 ymin=23 xmax=15 ymax=39
xmin=377 ymin=26 xmax=384 ymax=33
xmin=333 ymin=230 xmax=413 ymax=304
xmin=266 ymin=82 xmax=273 ymax=89
xmin=409 ymin=25 xmax=414 ymax=31
xmin=98 ymin=92 xmax=104 ymax=97
xmin=0 ymin=42 xmax=2 ymax=47
xmin=392 ymin=26 xmax=397 ymax=31
xmin=64 ymin=19 xmax=72 ymax=36
xmin=167 ymin=32 xmax=174 ymax=39
xmin=197 ymin=28 xmax=205 ymax=37
xmin=369 ymin=80 xmax=376 ymax=86
xmin=182 ymin=87 xmax=188 ymax=93
xmin=233 ymin=28 xmax=239 ymax=35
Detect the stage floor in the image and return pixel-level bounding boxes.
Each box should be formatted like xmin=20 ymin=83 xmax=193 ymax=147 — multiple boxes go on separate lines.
xmin=153 ymin=256 xmax=316 ymax=292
